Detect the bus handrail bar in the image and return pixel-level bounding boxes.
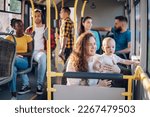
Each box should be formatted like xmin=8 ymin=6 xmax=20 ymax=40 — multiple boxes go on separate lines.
xmin=63 ymin=72 xmax=124 ymax=80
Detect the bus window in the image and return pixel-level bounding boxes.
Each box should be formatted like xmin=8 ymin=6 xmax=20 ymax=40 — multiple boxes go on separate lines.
xmin=0 ymin=12 xmax=21 ymax=32
xmin=0 ymin=0 xmax=4 ymax=10
xmin=147 ymin=0 xmax=150 ymax=76
xmin=135 ymin=1 xmax=141 ymax=56
xmin=5 ymin=0 xmax=21 ymax=13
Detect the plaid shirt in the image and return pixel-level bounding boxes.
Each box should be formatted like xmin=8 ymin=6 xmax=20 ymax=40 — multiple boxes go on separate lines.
xmin=60 ymin=17 xmax=74 ymax=49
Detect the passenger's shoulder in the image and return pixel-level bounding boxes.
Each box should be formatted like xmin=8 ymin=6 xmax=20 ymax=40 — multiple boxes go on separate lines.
xmin=24 ymin=34 xmax=32 ymax=41
xmin=24 ymin=34 xmax=32 ymax=38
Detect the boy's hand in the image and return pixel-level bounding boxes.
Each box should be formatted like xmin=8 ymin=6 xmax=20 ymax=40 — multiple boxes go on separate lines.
xmin=133 ymin=61 xmax=140 ymax=66
xmin=93 ymin=60 xmax=103 ymax=72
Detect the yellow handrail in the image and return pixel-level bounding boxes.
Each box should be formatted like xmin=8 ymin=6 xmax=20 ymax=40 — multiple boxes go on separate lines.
xmin=134 ymin=66 xmax=150 ymax=92
xmin=29 ymin=0 xmax=35 ymax=30
xmin=62 ymin=0 xmax=64 ymax=8
xmin=46 ymin=0 xmax=52 ymax=100
xmin=74 ymin=0 xmax=78 ymax=44
xmin=81 ymin=0 xmax=87 ymax=17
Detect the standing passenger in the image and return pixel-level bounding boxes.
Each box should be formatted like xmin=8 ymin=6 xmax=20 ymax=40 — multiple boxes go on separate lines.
xmin=59 ymin=7 xmax=74 ymax=63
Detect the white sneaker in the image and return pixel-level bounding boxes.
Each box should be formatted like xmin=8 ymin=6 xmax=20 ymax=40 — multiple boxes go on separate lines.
xmin=11 ymin=96 xmax=17 ymax=100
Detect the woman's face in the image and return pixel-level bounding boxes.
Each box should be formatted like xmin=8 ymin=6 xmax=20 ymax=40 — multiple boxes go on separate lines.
xmin=14 ymin=21 xmax=24 ymax=35
xmin=85 ymin=36 xmax=96 ymax=57
xmin=83 ymin=19 xmax=92 ymax=31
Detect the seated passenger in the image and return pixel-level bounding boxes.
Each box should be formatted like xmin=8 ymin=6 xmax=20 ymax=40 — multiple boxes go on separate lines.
xmin=93 ymin=16 xmax=131 ymax=56
xmin=93 ymin=37 xmax=139 ymax=87
xmin=93 ymin=37 xmax=139 ymax=72
xmin=25 ymin=9 xmax=56 ymax=95
xmin=79 ymin=16 xmax=101 ymax=54
xmin=6 ymin=18 xmax=33 ymax=99
xmin=66 ymin=32 xmax=120 ymax=86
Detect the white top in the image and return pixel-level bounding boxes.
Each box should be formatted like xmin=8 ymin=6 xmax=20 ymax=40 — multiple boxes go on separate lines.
xmin=34 ymin=25 xmax=45 ymax=51
xmin=66 ymin=54 xmax=100 ymax=86
xmin=97 ymin=54 xmax=124 ymax=73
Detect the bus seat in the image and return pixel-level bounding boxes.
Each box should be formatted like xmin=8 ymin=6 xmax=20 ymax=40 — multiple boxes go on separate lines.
xmin=0 ymin=36 xmax=16 ymax=85
xmin=53 ymin=85 xmax=125 ymax=100
xmin=91 ymin=30 xmax=102 ymax=54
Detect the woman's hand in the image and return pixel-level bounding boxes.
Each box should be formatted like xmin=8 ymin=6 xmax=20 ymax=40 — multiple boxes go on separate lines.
xmin=97 ymin=79 xmax=112 ymax=87
xmin=17 ymin=55 xmax=23 ymax=58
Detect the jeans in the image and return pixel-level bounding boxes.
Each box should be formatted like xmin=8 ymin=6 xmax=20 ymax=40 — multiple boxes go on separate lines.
xmin=33 ymin=51 xmax=46 ymax=86
xmin=9 ymin=57 xmax=29 ymax=92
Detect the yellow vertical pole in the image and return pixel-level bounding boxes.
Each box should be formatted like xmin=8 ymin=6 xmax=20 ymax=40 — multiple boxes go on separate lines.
xmin=62 ymin=0 xmax=64 ymax=8
xmin=74 ymin=0 xmax=78 ymax=44
xmin=81 ymin=0 xmax=87 ymax=17
xmin=52 ymin=0 xmax=59 ymax=70
xmin=29 ymin=0 xmax=35 ymax=30
xmin=127 ymin=78 xmax=132 ymax=100
xmin=46 ymin=0 xmax=52 ymax=100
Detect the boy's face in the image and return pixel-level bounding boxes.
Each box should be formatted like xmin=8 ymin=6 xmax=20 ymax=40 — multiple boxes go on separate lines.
xmin=102 ymin=40 xmax=115 ymax=55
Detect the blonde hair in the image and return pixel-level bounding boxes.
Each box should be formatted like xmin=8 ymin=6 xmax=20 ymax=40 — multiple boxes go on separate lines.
xmin=102 ymin=37 xmax=115 ymax=46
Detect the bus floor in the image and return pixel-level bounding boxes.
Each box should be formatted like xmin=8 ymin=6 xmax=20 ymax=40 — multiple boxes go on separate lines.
xmin=0 ymin=72 xmax=49 ymax=100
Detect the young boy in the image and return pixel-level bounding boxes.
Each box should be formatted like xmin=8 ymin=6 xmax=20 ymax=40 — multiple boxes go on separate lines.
xmin=93 ymin=37 xmax=139 ymax=73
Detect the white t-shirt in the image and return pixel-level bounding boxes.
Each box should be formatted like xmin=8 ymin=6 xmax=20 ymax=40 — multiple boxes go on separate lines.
xmin=66 ymin=54 xmax=100 ymax=86
xmin=97 ymin=54 xmax=124 ymax=73
xmin=34 ymin=25 xmax=45 ymax=51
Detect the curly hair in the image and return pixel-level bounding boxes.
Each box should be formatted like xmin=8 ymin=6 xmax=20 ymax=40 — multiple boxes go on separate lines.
xmin=69 ymin=32 xmax=95 ymax=72
xmin=10 ymin=18 xmax=22 ymax=28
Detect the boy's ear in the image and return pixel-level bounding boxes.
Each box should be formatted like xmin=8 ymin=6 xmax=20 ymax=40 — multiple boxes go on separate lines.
xmin=102 ymin=46 xmax=104 ymax=51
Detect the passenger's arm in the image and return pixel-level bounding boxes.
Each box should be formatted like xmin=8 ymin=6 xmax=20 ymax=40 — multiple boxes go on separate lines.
xmin=119 ymin=59 xmax=140 ymax=66
xmin=66 ymin=59 xmax=81 ymax=85
xmin=92 ymin=27 xmax=112 ymax=32
xmin=116 ymin=42 xmax=131 ymax=54
xmin=59 ymin=22 xmax=70 ymax=60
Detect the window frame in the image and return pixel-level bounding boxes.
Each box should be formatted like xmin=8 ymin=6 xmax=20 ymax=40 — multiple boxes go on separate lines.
xmin=134 ymin=1 xmax=141 ymax=55
xmin=147 ymin=0 xmax=150 ymax=76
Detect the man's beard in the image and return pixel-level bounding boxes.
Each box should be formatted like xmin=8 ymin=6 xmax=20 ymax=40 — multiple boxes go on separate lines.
xmin=114 ymin=26 xmax=122 ymax=32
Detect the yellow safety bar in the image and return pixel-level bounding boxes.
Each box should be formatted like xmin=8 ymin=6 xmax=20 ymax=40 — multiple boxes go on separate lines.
xmin=62 ymin=0 xmax=64 ymax=8
xmin=81 ymin=0 xmax=87 ymax=17
xmin=46 ymin=0 xmax=52 ymax=100
xmin=134 ymin=66 xmax=150 ymax=92
xmin=74 ymin=0 xmax=78 ymax=44
xmin=29 ymin=0 xmax=35 ymax=30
